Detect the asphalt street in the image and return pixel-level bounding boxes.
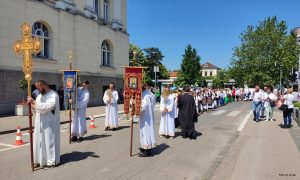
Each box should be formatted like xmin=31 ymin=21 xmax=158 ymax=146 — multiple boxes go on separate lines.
xmin=0 ymin=102 xmax=252 ymax=180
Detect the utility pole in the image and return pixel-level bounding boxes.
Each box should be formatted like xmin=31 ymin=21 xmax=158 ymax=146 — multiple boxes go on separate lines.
xmin=154 ymin=66 xmax=159 ymax=89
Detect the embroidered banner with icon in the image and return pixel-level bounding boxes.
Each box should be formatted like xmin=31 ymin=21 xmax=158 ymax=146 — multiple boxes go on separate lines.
xmin=124 ymin=67 xmax=143 ymax=116
xmin=63 ymin=70 xmax=78 ymax=110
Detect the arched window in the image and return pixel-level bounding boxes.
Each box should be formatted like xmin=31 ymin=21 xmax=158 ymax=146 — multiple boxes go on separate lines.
xmin=101 ymin=40 xmax=111 ymax=66
xmin=32 ymin=22 xmax=50 ymax=58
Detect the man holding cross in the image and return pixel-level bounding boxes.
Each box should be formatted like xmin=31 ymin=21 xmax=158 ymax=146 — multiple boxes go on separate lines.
xmin=27 ymin=80 xmax=60 ymax=168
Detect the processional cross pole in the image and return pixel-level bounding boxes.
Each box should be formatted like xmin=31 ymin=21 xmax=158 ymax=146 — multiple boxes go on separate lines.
xmin=13 ymin=23 xmax=41 ymax=171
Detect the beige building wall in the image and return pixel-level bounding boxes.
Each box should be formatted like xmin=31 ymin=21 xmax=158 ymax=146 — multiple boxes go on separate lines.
xmin=202 ymin=69 xmax=218 ymax=77
xmin=0 ymin=0 xmax=129 ymax=115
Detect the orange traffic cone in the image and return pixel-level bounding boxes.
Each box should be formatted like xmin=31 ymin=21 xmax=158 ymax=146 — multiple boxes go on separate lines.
xmin=15 ymin=126 xmax=24 ymax=146
xmin=89 ymin=116 xmax=96 ymax=129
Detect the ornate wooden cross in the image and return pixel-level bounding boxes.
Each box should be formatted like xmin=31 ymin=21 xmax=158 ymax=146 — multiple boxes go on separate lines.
xmin=13 ymin=23 xmax=41 ymax=95
xmin=13 ymin=22 xmax=41 ymax=171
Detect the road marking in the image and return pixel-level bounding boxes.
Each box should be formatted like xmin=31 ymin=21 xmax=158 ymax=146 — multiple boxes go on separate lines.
xmin=211 ymin=110 xmax=227 ymax=115
xmin=0 ymin=143 xmax=16 ymax=147
xmin=237 ymin=111 xmax=252 ymax=132
xmin=0 ymin=143 xmax=29 ymax=152
xmin=226 ymin=111 xmax=241 ymax=117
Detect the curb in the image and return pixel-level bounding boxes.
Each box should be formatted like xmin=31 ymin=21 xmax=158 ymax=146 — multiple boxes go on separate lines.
xmin=0 ymin=104 xmax=160 ymax=135
xmin=0 ymin=111 xmax=126 ymax=135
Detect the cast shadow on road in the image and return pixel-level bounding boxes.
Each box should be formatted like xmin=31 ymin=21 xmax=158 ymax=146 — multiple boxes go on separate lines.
xmin=174 ymin=131 xmax=203 ymax=140
xmin=132 ymin=143 xmax=170 ymax=157
xmin=151 ymin=143 xmax=170 ymax=156
xmin=84 ymin=134 xmax=112 ymax=141
xmin=116 ymin=125 xmax=130 ymax=131
xmin=59 ymin=151 xmax=100 ymax=166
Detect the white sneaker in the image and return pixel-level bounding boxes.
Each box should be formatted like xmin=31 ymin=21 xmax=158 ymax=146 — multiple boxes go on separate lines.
xmin=265 ymin=119 xmax=269 ymax=121
xmin=270 ymin=119 xmax=274 ymax=121
xmin=159 ymin=135 xmax=163 ymax=138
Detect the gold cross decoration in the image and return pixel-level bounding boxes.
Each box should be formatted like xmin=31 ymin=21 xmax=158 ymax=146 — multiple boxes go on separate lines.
xmin=13 ymin=23 xmax=41 ymax=95
xmin=13 ymin=22 xmax=41 ymax=172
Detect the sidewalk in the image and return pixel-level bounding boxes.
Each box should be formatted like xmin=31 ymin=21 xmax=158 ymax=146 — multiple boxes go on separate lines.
xmin=211 ymin=110 xmax=300 ymax=180
xmin=0 ymin=104 xmax=125 ymax=135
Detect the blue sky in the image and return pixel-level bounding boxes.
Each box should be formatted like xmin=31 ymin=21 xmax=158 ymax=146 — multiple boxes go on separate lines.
xmin=127 ymin=0 xmax=300 ymax=70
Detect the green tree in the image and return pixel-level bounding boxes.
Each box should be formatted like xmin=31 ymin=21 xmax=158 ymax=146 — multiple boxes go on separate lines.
xmin=129 ymin=44 xmax=145 ymax=66
xmin=17 ymin=79 xmax=28 ymax=104
xmin=228 ymin=16 xmax=299 ymax=87
xmin=212 ymin=70 xmax=229 ymax=88
xmin=129 ymin=45 xmax=169 ymax=86
xmin=142 ymin=47 xmax=166 ymax=85
xmin=176 ymin=44 xmax=201 ymax=86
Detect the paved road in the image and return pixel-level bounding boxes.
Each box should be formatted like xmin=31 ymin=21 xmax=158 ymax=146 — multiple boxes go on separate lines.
xmin=0 ymin=102 xmax=252 ymax=180
xmin=211 ymin=110 xmax=300 ymax=180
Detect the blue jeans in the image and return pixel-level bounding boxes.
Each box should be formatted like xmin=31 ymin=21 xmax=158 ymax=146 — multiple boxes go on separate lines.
xmin=220 ymin=98 xmax=224 ymax=106
xmin=252 ymin=101 xmax=262 ymax=121
xmin=283 ymin=108 xmax=293 ymax=126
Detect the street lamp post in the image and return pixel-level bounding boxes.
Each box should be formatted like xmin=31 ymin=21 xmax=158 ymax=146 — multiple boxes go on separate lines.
xmin=154 ymin=66 xmax=159 ymax=89
xmin=294 ymin=27 xmax=300 ymax=93
xmin=275 ymin=62 xmax=283 ymax=93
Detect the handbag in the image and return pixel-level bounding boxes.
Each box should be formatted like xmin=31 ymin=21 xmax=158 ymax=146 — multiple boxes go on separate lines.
xmin=270 ymin=101 xmax=276 ymax=107
xmin=278 ymin=104 xmax=288 ymax=111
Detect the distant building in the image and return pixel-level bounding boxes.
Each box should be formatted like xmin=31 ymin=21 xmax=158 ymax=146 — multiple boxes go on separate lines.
xmin=201 ymin=62 xmax=221 ymax=77
xmin=0 ymin=0 xmax=129 ymax=115
xmin=169 ymin=71 xmax=178 ymax=81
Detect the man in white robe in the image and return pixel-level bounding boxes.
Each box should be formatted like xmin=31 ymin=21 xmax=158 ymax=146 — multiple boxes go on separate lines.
xmin=27 ymin=80 xmax=60 ymax=168
xmin=103 ymin=83 xmax=119 ymax=131
xmin=71 ymin=81 xmax=90 ymax=142
xmin=139 ymin=84 xmax=156 ymax=157
xmin=159 ymin=86 xmax=175 ymax=138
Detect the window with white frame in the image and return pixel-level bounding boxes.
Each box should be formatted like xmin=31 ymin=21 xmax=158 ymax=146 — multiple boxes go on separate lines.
xmin=104 ymin=0 xmax=109 ymax=21
xmin=32 ymin=22 xmax=50 ymax=58
xmin=101 ymin=40 xmax=111 ymax=66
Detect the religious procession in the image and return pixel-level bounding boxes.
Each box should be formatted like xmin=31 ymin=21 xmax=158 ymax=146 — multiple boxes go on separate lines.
xmin=2 ymin=1 xmax=300 ymax=180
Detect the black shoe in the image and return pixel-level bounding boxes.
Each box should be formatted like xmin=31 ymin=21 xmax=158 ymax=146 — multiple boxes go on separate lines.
xmin=71 ymin=136 xmax=78 ymax=142
xmin=77 ymin=137 xmax=83 ymax=143
xmin=138 ymin=151 xmax=148 ymax=157
xmin=105 ymin=127 xmax=109 ymax=131
xmin=112 ymin=128 xmax=117 ymax=131
xmin=287 ymin=125 xmax=291 ymax=128
xmin=139 ymin=148 xmax=145 ymax=153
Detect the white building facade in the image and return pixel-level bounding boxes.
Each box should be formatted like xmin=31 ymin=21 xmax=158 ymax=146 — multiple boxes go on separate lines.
xmin=0 ymin=0 xmax=129 ymax=115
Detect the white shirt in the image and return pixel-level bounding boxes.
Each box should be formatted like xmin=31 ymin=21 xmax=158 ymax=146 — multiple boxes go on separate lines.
xmin=253 ymin=90 xmax=263 ymax=102
xmin=284 ymin=94 xmax=294 ymax=109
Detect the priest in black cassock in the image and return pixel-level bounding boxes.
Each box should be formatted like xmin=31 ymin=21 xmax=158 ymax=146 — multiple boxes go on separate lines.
xmin=177 ymin=86 xmax=198 ymax=139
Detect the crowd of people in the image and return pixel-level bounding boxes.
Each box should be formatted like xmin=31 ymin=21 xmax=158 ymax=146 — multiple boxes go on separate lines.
xmin=251 ymin=85 xmax=297 ymax=129
xmin=26 ymin=79 xmax=299 ymax=168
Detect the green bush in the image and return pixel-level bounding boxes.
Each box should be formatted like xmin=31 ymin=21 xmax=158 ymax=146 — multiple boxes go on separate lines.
xmin=293 ymin=102 xmax=300 ymax=108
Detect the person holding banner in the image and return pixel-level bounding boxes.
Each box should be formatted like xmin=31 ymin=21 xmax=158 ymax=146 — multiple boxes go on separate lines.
xmin=138 ymin=83 xmax=156 ymax=157
xmin=103 ymin=82 xmax=119 ymax=131
xmin=159 ymin=86 xmax=175 ymax=138
xmin=27 ymin=80 xmax=60 ymax=168
xmin=71 ymin=81 xmax=90 ymax=142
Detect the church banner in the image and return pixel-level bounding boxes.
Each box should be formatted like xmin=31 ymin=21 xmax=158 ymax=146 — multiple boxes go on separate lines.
xmin=63 ymin=70 xmax=78 ymax=110
xmin=124 ymin=67 xmax=143 ymax=116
